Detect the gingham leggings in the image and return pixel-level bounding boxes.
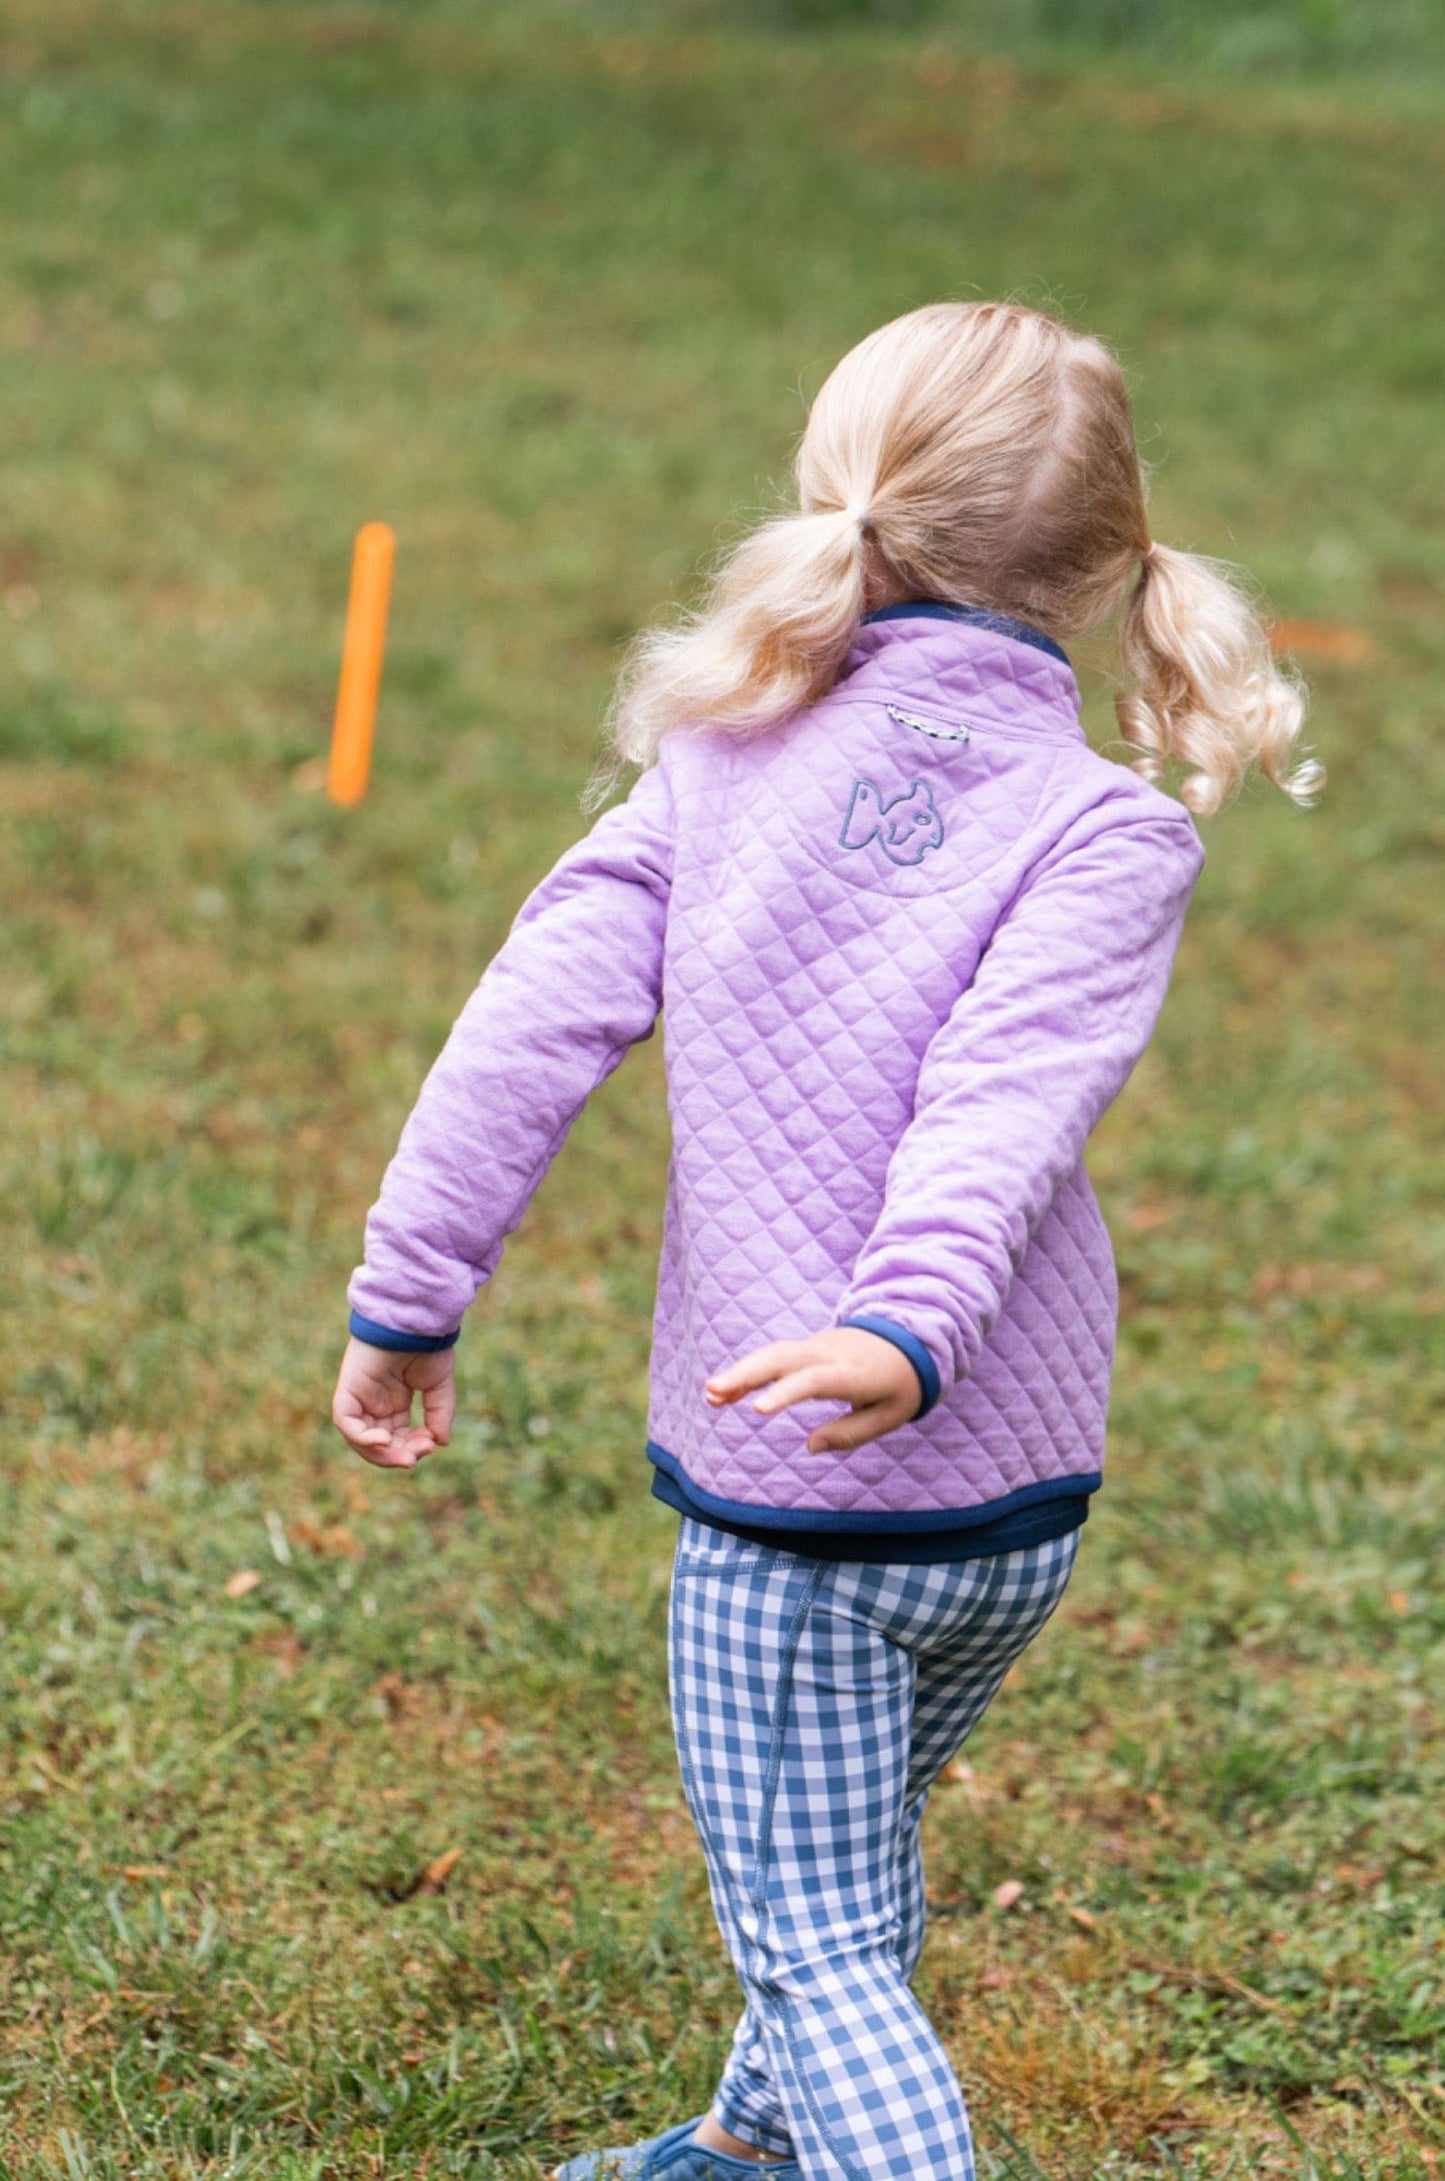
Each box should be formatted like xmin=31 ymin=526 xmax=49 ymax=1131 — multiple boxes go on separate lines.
xmin=669 ymin=1518 xmax=1079 ymax=2181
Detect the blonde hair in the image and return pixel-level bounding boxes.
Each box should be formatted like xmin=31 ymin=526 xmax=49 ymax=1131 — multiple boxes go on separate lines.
xmin=605 ymin=302 xmax=1320 ymax=817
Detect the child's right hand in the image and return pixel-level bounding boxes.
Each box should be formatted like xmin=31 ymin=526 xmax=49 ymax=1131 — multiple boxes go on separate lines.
xmin=331 ymin=1337 xmax=455 ymax=1470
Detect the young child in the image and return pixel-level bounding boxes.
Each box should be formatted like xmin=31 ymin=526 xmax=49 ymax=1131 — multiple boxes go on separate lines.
xmin=332 ymin=303 xmax=1318 ymax=2181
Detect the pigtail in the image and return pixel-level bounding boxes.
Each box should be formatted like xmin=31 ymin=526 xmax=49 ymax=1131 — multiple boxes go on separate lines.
xmin=605 ymin=503 xmax=871 ymax=774
xmin=1117 ymin=543 xmax=1323 ymax=817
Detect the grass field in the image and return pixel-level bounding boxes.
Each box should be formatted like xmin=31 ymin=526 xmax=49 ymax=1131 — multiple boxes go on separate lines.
xmin=0 ymin=2 xmax=1442 ymax=2173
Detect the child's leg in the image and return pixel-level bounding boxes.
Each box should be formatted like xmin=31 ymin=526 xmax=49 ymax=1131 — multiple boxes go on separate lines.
xmin=896 ymin=1527 xmax=1083 ymax=1981
xmin=672 ymin=1529 xmax=948 ymax=2179
xmin=669 ymin=1524 xmax=1077 ymax=2181
xmin=710 ymin=2009 xmax=793 ymax=2160
xmin=700 ymin=1530 xmax=1080 ymax=2162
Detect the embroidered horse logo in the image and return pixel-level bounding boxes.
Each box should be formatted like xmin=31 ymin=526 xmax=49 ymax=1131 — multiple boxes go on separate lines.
xmin=839 ymin=777 xmax=945 ymax=868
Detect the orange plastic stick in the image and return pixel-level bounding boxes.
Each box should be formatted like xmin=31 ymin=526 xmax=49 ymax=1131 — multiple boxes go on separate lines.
xmin=328 ymin=521 xmax=396 ymax=806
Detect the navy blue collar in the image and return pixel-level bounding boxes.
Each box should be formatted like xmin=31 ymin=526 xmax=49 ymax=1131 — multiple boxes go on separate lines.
xmin=862 ymin=600 xmax=1070 ymax=668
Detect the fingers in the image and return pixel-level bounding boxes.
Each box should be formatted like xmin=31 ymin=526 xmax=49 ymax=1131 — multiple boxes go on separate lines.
xmin=705 ymin=1326 xmax=925 ymax=1457
xmin=805 ymin=1401 xmax=912 ymax=1456
xmin=331 ymin=1401 xmax=390 ymax=1453
xmin=421 ymin=1372 xmax=455 ymax=1448
xmin=332 ymin=1339 xmax=437 ymax=1469
xmin=750 ymin=1363 xmax=851 ymax=1416
xmin=706 ymin=1332 xmax=908 ymax=1415
xmin=331 ymin=1379 xmax=394 ymax=1449
xmin=705 ymin=1341 xmax=813 ymax=1405
xmin=379 ymin=1428 xmax=434 ymax=1469
xmin=331 ymin=1397 xmax=428 ymax=1469
xmin=355 ymin=1436 xmax=430 ymax=1471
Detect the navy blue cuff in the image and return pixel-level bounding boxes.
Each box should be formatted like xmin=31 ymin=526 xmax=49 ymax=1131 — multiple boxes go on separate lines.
xmin=837 ymin=1315 xmax=941 ymax=1419
xmin=348 ymin=1310 xmax=459 ymax=1354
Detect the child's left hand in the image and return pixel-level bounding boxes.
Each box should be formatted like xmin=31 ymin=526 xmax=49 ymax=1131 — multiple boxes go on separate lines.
xmin=705 ymin=1326 xmax=922 ymax=1454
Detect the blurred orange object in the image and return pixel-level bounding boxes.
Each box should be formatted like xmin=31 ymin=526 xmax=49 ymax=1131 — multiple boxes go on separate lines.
xmin=1269 ymin=617 xmax=1376 ymax=663
xmin=328 ymin=522 xmax=396 ymax=805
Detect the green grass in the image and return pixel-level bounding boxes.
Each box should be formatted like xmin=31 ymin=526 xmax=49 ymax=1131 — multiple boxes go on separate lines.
xmin=0 ymin=1 xmax=1442 ymax=2172
xmin=643 ymin=0 xmax=1445 ymax=81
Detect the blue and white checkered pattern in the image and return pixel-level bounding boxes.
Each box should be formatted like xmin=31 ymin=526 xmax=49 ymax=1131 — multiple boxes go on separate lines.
xmin=669 ymin=1520 xmax=1080 ymax=2181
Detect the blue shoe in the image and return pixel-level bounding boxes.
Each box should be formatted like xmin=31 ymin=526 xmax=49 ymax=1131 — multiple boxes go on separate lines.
xmin=553 ymin=2117 xmax=800 ymax=2180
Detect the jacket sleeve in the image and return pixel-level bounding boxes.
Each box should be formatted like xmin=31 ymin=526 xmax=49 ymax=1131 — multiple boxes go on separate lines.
xmin=347 ymin=756 xmax=675 ymax=1344
xmin=834 ymin=798 xmax=1205 ymax=1408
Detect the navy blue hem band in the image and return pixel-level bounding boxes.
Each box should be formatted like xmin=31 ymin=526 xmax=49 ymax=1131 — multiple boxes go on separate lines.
xmin=647 ymin=1439 xmax=1101 ymax=1536
xmin=653 ymin=1464 xmax=1089 ymax=1564
xmin=348 ymin=1311 xmax=460 ymax=1354
xmin=861 ymin=600 xmax=1070 ymax=667
xmin=837 ymin=1314 xmax=941 ymax=1418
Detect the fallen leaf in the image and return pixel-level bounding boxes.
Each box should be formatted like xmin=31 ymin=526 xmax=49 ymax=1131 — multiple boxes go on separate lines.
xmin=417 ymin=1846 xmax=462 ymax=1896
xmin=224 ymin=1569 xmax=262 ymax=1599
xmin=1124 ymin=1202 xmax=1172 ymax=1232
xmin=1069 ymin=1905 xmax=1099 ymax=1933
xmin=992 ymin=1879 xmax=1025 ymax=1911
xmin=1335 ymin=1863 xmax=1387 ymax=1892
xmin=374 ymin=1671 xmax=416 ymax=1721
xmin=122 ymin=1865 xmax=169 ymax=1882
xmin=291 ymin=756 xmax=328 ymax=792
xmin=255 ymin=1631 xmax=306 ymax=1675
xmin=1387 ymin=1590 xmax=1412 ymax=1617
xmin=1269 ymin=618 xmax=1377 ymax=663
xmin=290 ymin=1516 xmax=364 ymax=1560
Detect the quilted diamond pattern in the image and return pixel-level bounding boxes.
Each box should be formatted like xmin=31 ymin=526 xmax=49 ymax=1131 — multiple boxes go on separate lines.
xmin=351 ymin=615 xmax=1204 ymax=1526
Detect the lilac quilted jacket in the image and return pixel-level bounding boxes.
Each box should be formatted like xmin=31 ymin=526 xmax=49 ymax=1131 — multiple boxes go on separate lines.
xmin=349 ymin=606 xmax=1204 ymax=1534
